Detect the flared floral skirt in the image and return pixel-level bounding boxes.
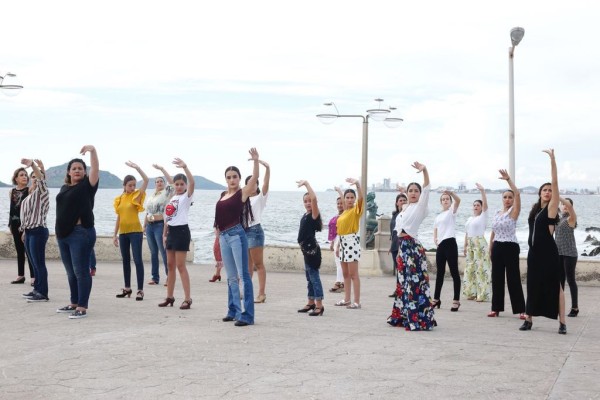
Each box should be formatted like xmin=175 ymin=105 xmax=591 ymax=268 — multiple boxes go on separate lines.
xmin=462 ymin=236 xmax=492 ymax=302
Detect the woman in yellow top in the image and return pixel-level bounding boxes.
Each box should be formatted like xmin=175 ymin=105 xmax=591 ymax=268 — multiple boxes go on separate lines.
xmin=334 ymin=178 xmax=364 ymax=309
xmin=114 ymin=161 xmax=149 ymax=301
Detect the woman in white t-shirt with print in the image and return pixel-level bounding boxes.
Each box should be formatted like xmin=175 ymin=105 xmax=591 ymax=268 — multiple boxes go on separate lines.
xmin=432 ymin=190 xmax=461 ymax=311
xmin=245 ymin=160 xmax=270 ymax=304
xmin=158 ymin=158 xmax=194 ymax=310
xmin=462 ymin=183 xmax=492 ymax=302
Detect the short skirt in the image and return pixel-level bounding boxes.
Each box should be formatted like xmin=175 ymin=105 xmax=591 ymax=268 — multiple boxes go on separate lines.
xmin=339 ymin=233 xmax=360 ymax=262
xmin=166 ymin=224 xmax=191 ymax=252
xmin=246 ymin=224 xmax=265 ymax=248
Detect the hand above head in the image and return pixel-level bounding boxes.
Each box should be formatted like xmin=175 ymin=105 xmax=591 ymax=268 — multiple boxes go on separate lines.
xmin=334 ymin=185 xmax=341 ymax=192
xmin=34 ymin=159 xmax=45 ymax=171
xmin=80 ymin=145 xmax=96 ymax=155
xmin=258 ymin=160 xmax=269 ymax=168
xmin=172 ymin=158 xmax=187 ymax=169
xmin=396 ymin=184 xmax=406 ymax=193
xmin=296 ymin=180 xmax=308 ymax=188
xmin=411 ymin=162 xmax=426 ymax=173
xmin=542 ymin=149 xmax=555 ymax=159
xmin=20 ymin=158 xmax=33 ymax=167
xmin=152 ymin=164 xmax=164 ymax=170
xmin=345 ymin=178 xmax=359 ymax=186
xmin=475 ymin=183 xmax=484 ymax=191
xmin=247 ymin=147 xmax=259 ymax=161
xmin=125 ymin=161 xmax=139 ymax=169
xmin=498 ymin=169 xmax=511 ymax=181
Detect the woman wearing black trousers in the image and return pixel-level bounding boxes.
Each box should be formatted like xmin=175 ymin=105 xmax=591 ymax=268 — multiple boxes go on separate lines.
xmin=432 ymin=191 xmax=461 ymax=311
xmin=9 ymin=167 xmax=33 ymax=285
xmin=488 ymin=169 xmax=525 ymax=319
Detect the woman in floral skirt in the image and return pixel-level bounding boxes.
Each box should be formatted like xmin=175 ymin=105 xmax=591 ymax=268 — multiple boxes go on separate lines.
xmin=462 ymin=183 xmax=492 ymax=302
xmin=387 ymin=162 xmax=436 ymax=331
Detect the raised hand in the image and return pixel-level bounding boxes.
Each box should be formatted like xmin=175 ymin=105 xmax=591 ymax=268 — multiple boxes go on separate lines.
xmin=247 ymin=147 xmax=259 ymax=161
xmin=296 ymin=180 xmax=308 ymax=188
xmin=542 ymin=149 xmax=555 ymax=159
xmin=80 ymin=145 xmax=96 ymax=155
xmin=396 ymin=184 xmax=406 ymax=193
xmin=345 ymin=177 xmax=359 ymax=186
xmin=152 ymin=164 xmax=165 ymax=170
xmin=172 ymin=158 xmax=187 ymax=169
xmin=498 ymin=169 xmax=511 ymax=181
xmin=411 ymin=162 xmax=425 ymax=173
xmin=258 ymin=160 xmax=269 ymax=168
xmin=34 ymin=159 xmax=45 ymax=172
xmin=475 ymin=183 xmax=484 ymax=191
xmin=125 ymin=161 xmax=139 ymax=169
xmin=20 ymin=158 xmax=33 ymax=167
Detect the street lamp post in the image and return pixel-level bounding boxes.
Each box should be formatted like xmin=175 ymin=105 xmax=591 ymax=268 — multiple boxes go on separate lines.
xmin=317 ymin=99 xmax=403 ymax=250
xmin=0 ymin=72 xmax=24 ymax=96
xmin=508 ymin=27 xmax=524 ymax=181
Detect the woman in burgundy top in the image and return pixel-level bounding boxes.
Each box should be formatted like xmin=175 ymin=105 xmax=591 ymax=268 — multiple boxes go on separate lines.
xmin=214 ymin=148 xmax=260 ymax=327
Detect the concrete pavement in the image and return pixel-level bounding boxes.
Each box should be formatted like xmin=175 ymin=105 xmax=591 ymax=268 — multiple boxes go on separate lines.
xmin=0 ymin=259 xmax=598 ymax=399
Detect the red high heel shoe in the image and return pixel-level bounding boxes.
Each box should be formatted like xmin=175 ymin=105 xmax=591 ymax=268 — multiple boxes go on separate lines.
xmin=208 ymin=274 xmax=221 ymax=282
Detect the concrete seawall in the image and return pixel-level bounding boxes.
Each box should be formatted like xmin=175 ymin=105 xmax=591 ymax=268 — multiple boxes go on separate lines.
xmin=2 ymin=226 xmax=599 ymax=285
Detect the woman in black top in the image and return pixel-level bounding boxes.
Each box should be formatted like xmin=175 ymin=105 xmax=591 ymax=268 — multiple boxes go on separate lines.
xmin=9 ymin=167 xmax=33 ymax=284
xmin=388 ymin=192 xmax=407 ymax=297
xmin=55 ymin=145 xmax=99 ymax=319
xmin=296 ymin=180 xmax=324 ymax=316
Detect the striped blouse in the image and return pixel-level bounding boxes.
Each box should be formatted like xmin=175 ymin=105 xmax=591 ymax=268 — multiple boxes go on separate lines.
xmin=20 ymin=179 xmax=50 ymax=230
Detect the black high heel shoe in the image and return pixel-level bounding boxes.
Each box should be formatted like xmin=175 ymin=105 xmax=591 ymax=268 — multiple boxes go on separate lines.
xmin=135 ymin=291 xmax=144 ymax=301
xmin=451 ymin=301 xmax=461 ymax=312
xmin=558 ymin=323 xmax=567 ymax=335
xmin=11 ymin=277 xmax=25 ymax=284
xmin=568 ymin=308 xmax=579 ymax=317
xmin=431 ymin=299 xmax=441 ymax=309
xmin=116 ymin=289 xmax=133 ymax=298
xmin=158 ymin=297 xmax=175 ymax=307
xmin=309 ymin=306 xmax=324 ymax=316
xmin=519 ymin=320 xmax=533 ymax=331
xmin=298 ymin=304 xmax=316 ymax=313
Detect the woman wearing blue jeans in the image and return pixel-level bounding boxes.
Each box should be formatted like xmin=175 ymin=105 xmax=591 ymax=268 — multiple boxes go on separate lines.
xmin=214 ymin=148 xmax=260 ymax=327
xmin=144 ymin=165 xmax=174 ymax=285
xmin=55 ymin=145 xmax=99 ymax=319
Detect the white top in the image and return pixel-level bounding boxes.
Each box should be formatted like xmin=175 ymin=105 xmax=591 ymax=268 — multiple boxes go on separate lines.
xmin=465 ymin=210 xmax=488 ymax=237
xmin=394 ymin=184 xmax=430 ymax=238
xmin=248 ymin=192 xmax=268 ymax=227
xmin=434 ymin=207 xmax=458 ymax=243
xmin=145 ymin=185 xmax=173 ymax=215
xmin=164 ymin=192 xmax=193 ymax=226
xmin=491 ymin=208 xmax=518 ymax=243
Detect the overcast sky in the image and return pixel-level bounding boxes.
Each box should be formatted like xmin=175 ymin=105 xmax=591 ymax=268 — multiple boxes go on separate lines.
xmin=1 ymin=0 xmax=598 ymax=191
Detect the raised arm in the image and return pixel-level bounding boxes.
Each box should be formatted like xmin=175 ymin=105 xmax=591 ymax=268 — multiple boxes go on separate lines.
xmin=544 ymin=149 xmax=559 ymax=219
xmin=260 ymin=160 xmax=270 ymax=195
xmin=345 ymin=177 xmax=363 ymax=205
xmin=412 ymin=161 xmax=429 ymax=188
xmin=499 ymin=169 xmax=520 ymax=220
xmin=446 ymin=190 xmax=461 ymax=213
xmin=297 ymin=180 xmax=320 ymax=220
xmin=242 ymin=147 xmax=260 ymax=201
xmin=126 ymin=161 xmax=149 ymax=199
xmin=172 ymin=158 xmax=194 ymax=197
xmin=153 ymin=164 xmax=173 ymax=185
xmin=560 ymin=197 xmax=577 ymax=228
xmin=21 ymin=158 xmax=43 ymax=181
xmin=80 ymin=145 xmax=99 ymax=186
xmin=476 ymin=183 xmax=488 ymax=212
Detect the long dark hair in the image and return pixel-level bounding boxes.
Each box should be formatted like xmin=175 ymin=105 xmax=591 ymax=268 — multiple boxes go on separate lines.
xmin=245 ymin=175 xmax=260 ymax=194
xmin=224 ymin=166 xmax=254 ymax=228
xmin=392 ymin=193 xmax=407 ymax=218
xmin=64 ymin=158 xmax=87 ymax=184
xmin=528 ymin=182 xmax=558 ymax=224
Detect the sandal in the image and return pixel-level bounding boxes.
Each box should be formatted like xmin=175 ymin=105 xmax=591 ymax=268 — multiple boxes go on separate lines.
xmin=334 ymin=300 xmax=351 ymax=306
xmin=328 ymin=282 xmax=344 ymax=293
xmin=346 ymin=302 xmax=361 ymax=309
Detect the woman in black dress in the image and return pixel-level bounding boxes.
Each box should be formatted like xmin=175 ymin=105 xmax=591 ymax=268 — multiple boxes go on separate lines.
xmin=520 ymin=149 xmax=567 ymax=334
xmin=9 ymin=167 xmax=33 ymax=284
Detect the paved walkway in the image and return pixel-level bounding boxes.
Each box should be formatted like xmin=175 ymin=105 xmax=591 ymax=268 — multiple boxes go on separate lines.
xmin=0 ymin=259 xmax=598 ymax=399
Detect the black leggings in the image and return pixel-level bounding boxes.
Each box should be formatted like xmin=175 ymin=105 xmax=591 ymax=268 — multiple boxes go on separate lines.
xmin=491 ymin=241 xmax=525 ymax=313
xmin=10 ymin=224 xmax=34 ymax=278
xmin=434 ymin=238 xmax=460 ymax=301
xmin=559 ymin=255 xmax=578 ymax=309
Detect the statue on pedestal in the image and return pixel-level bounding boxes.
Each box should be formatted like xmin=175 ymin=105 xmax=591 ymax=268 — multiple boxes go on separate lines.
xmin=365 ymin=192 xmax=379 ymax=249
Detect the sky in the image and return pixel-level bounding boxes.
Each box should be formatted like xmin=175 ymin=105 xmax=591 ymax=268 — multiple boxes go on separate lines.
xmin=1 ymin=0 xmax=599 ymax=192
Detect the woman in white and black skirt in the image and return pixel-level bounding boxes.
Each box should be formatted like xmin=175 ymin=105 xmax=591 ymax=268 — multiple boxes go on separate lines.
xmin=334 ymin=178 xmax=364 ymax=309
xmin=158 ymin=158 xmax=194 ymax=310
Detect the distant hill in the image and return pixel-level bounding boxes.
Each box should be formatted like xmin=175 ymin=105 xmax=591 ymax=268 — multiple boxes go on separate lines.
xmin=0 ymin=181 xmax=9 ymax=188
xmin=45 ymin=163 xmax=123 ymax=188
xmin=139 ymin=176 xmax=226 ymax=190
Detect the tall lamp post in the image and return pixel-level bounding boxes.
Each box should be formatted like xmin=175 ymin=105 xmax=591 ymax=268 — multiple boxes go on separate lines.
xmin=508 ymin=27 xmax=524 ymax=181
xmin=0 ymin=72 xmax=23 ymax=96
xmin=317 ymin=99 xmax=403 ymax=250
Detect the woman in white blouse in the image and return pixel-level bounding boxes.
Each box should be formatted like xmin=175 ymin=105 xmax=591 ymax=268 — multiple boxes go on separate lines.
xmin=462 ymin=183 xmax=491 ymax=302
xmin=432 ymin=191 xmax=461 ymax=311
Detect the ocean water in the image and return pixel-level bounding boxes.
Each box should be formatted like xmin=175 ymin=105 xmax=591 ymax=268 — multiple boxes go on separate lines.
xmin=2 ymin=188 xmax=599 ymax=264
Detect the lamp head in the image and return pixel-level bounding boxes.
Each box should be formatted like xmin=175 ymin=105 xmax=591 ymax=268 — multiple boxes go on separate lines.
xmin=510 ymin=27 xmax=525 ymax=47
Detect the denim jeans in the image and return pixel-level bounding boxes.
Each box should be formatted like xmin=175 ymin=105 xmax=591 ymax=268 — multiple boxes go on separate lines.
xmin=24 ymin=226 xmax=49 ymax=297
xmin=119 ymin=232 xmax=145 ymax=290
xmin=304 ymin=263 xmax=324 ymax=300
xmin=57 ymin=226 xmax=96 ymax=308
xmin=146 ymin=221 xmax=167 ymax=283
xmin=89 ymin=249 xmax=96 ymax=270
xmin=219 ymin=224 xmax=254 ymax=324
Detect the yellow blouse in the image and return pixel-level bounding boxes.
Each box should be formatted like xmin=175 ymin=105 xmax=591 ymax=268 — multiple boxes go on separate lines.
xmin=336 ymin=198 xmax=364 ymax=235
xmin=114 ymin=190 xmax=146 ymax=234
